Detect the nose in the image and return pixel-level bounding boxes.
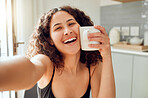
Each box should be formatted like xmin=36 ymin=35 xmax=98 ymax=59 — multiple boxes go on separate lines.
xmin=64 ymin=29 xmax=72 ymax=35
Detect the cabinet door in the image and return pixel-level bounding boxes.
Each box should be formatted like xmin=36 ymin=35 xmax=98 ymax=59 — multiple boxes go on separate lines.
xmin=112 ymin=52 xmax=133 ymax=98
xmin=132 ymin=56 xmax=148 ymax=98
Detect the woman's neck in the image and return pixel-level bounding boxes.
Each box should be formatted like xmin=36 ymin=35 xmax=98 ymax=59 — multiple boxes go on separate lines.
xmin=63 ymin=51 xmax=81 ymax=75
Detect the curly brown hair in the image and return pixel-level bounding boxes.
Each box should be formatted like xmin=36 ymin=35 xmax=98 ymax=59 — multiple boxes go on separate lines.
xmin=26 ymin=6 xmax=102 ymax=69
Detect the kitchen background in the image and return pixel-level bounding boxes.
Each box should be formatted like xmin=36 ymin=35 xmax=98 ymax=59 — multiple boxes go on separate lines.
xmin=101 ymin=1 xmax=144 ymax=38
xmin=101 ymin=0 xmax=148 ymax=46
xmin=0 ymin=0 xmax=148 ymax=98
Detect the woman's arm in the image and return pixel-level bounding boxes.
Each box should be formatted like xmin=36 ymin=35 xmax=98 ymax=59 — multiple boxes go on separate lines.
xmin=88 ymin=25 xmax=115 ymax=98
xmin=0 ymin=54 xmax=49 ymax=91
xmin=98 ymin=55 xmax=115 ymax=98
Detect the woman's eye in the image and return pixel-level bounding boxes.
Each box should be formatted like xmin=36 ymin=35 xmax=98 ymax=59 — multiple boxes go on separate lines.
xmin=69 ymin=23 xmax=75 ymax=26
xmin=55 ymin=27 xmax=62 ymax=31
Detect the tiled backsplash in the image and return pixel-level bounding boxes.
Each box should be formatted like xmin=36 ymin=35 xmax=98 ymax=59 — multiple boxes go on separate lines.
xmin=100 ymin=1 xmax=144 ymax=41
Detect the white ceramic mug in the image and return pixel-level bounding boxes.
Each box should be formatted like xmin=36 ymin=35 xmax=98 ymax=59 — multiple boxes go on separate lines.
xmin=80 ymin=26 xmax=100 ymax=51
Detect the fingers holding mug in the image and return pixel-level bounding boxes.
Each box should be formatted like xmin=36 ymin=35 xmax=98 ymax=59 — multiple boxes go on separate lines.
xmin=88 ymin=36 xmax=105 ymax=44
xmin=94 ymin=25 xmax=108 ymax=35
xmin=88 ymin=25 xmax=112 ymax=57
xmin=88 ymin=32 xmax=109 ymax=45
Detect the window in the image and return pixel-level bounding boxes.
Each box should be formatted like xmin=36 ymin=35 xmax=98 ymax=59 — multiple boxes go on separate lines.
xmin=0 ymin=0 xmax=15 ymax=97
xmin=0 ymin=0 xmax=14 ymax=57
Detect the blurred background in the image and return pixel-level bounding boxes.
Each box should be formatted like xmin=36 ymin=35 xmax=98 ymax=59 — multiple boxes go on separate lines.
xmin=0 ymin=0 xmax=148 ymax=98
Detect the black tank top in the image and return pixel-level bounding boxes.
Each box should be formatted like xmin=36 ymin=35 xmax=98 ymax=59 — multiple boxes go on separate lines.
xmin=37 ymin=66 xmax=91 ymax=98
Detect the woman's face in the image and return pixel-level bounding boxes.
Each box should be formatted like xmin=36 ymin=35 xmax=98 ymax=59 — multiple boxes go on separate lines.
xmin=50 ymin=11 xmax=80 ymax=55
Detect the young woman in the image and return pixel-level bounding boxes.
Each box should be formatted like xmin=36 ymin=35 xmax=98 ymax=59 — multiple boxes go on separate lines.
xmin=0 ymin=6 xmax=115 ymax=98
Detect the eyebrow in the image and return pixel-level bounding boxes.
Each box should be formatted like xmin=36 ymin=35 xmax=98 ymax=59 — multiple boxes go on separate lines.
xmin=52 ymin=18 xmax=75 ymax=28
xmin=66 ymin=18 xmax=74 ymax=22
xmin=53 ymin=23 xmax=61 ymax=28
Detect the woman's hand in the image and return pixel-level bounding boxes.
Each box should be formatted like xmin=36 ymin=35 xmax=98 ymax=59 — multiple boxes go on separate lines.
xmin=88 ymin=26 xmax=115 ymax=98
xmin=88 ymin=25 xmax=111 ymax=59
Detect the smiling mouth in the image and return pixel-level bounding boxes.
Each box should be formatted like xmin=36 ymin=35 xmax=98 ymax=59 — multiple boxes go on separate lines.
xmin=63 ymin=37 xmax=77 ymax=44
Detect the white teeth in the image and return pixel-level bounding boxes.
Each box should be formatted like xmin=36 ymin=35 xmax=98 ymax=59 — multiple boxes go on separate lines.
xmin=64 ymin=38 xmax=76 ymax=44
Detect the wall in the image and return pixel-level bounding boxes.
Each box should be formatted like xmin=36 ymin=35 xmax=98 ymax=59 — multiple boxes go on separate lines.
xmin=100 ymin=0 xmax=121 ymax=6
xmin=33 ymin=0 xmax=101 ymax=25
xmin=100 ymin=1 xmax=144 ymax=40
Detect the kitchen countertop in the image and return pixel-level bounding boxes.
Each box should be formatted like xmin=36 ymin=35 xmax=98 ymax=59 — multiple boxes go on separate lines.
xmin=111 ymin=46 xmax=148 ymax=57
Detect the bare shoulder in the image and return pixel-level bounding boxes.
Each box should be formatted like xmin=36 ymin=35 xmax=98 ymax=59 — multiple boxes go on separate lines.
xmin=30 ymin=54 xmax=54 ymax=89
xmin=30 ymin=54 xmax=51 ymax=66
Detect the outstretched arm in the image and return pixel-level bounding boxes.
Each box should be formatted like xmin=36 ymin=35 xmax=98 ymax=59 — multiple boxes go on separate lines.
xmin=0 ymin=54 xmax=48 ymax=91
xmin=88 ymin=25 xmax=115 ymax=98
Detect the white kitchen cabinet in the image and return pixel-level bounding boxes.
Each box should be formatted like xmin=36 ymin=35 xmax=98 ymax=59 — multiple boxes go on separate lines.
xmin=132 ymin=55 xmax=148 ymax=98
xmin=112 ymin=52 xmax=133 ymax=98
xmin=111 ymin=48 xmax=148 ymax=98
